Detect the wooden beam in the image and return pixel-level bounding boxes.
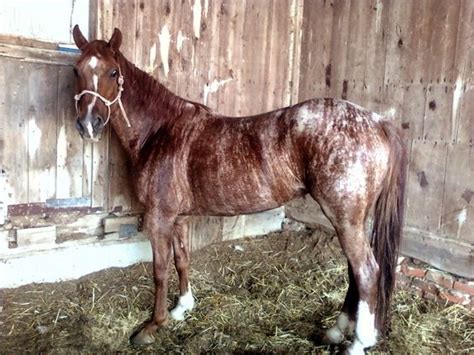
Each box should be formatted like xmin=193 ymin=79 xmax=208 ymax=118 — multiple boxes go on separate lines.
xmin=0 ymin=43 xmax=77 ymax=66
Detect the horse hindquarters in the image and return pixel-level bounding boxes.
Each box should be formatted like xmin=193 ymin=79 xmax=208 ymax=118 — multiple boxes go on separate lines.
xmin=314 ymin=121 xmax=406 ymax=353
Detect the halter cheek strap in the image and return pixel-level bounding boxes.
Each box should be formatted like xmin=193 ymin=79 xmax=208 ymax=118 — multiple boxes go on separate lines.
xmin=74 ymin=72 xmax=131 ymax=128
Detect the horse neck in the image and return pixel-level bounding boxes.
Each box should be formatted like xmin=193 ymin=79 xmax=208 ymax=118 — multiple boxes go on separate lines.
xmin=109 ymin=53 xmax=189 ymax=164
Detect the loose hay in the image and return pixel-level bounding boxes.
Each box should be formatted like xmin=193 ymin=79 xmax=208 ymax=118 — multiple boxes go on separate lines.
xmin=0 ymin=228 xmax=472 ymax=353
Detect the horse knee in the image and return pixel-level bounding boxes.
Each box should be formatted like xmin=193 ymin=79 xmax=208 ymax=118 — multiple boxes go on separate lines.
xmin=153 ymin=267 xmax=168 ymax=285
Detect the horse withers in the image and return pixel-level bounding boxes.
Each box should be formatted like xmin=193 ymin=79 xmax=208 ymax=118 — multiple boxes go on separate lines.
xmin=71 ymin=25 xmax=406 ymax=354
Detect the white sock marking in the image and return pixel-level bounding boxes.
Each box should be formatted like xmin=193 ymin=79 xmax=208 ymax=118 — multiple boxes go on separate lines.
xmin=170 ymin=285 xmax=194 ymax=321
xmin=354 ymin=300 xmax=377 ymax=347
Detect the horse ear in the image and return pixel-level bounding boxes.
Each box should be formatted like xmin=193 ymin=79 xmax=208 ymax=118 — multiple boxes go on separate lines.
xmin=72 ymin=25 xmax=88 ymax=50
xmin=108 ymin=28 xmax=122 ymax=51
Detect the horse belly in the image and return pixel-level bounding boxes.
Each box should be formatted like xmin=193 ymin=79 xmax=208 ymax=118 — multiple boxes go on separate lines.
xmin=188 ymin=162 xmax=304 ymax=216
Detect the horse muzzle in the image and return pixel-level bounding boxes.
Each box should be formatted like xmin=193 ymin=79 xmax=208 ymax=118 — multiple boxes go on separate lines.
xmin=75 ymin=115 xmax=104 ymax=142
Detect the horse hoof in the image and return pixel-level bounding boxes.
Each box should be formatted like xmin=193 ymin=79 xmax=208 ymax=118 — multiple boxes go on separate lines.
xmin=130 ymin=328 xmax=155 ymax=345
xmin=323 ymin=326 xmax=345 ymax=344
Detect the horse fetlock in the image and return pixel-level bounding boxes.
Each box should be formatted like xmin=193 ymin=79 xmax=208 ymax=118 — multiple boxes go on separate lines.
xmin=170 ymin=287 xmax=195 ymax=321
xmin=355 ymin=301 xmax=377 ymax=348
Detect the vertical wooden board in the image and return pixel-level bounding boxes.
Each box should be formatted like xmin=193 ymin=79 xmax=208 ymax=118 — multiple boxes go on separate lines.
xmin=344 ymin=0 xmax=370 ymax=106
xmin=402 ymin=0 xmax=435 ymax=85
xmin=134 ymin=0 xmax=158 ymax=74
xmin=326 ymin=0 xmax=351 ymax=100
xmin=107 ymin=131 xmax=132 ymax=212
xmin=91 ymin=131 xmax=109 ymax=208
xmin=189 ymin=215 xmax=222 ymax=252
xmin=401 ymin=84 xmax=427 ymax=140
xmin=1 ymin=58 xmax=29 ymax=204
xmin=82 ymin=142 xmax=93 ymax=198
xmin=457 ymin=85 xmax=474 ymax=143
xmin=381 ymin=0 xmax=410 ymax=117
xmin=363 ymin=0 xmax=388 ymax=112
xmin=297 ymin=0 xmax=333 ymax=101
xmin=405 ymin=140 xmax=448 ymax=232
xmin=214 ymin=1 xmax=247 ymax=116
xmin=423 ymin=84 xmax=454 ymax=141
xmin=56 ymin=66 xmax=84 ymax=199
xmin=260 ymin=0 xmax=296 ymax=111
xmin=201 ymin=1 xmax=224 ymax=109
xmin=440 ymin=143 xmax=474 ymax=242
xmin=111 ymin=0 xmax=137 ymax=60
xmin=27 ymin=64 xmax=58 ymax=203
xmin=426 ymin=0 xmax=460 ymax=84
xmin=239 ymin=0 xmax=271 ymax=115
xmin=289 ymin=0 xmax=304 ymax=105
xmin=453 ymin=0 xmax=474 ymax=85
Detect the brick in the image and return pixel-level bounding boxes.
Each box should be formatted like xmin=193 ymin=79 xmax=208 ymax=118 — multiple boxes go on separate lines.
xmin=412 ymin=278 xmax=439 ymax=295
xmin=404 ymin=265 xmax=427 ymax=278
xmin=453 ymin=281 xmax=474 ymax=296
xmin=426 ymin=270 xmax=454 ymax=289
xmin=396 ymin=273 xmax=411 ymax=288
xmin=439 ymin=290 xmax=469 ymax=305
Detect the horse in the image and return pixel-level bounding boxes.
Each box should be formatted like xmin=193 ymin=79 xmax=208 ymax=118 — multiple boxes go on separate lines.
xmin=71 ymin=25 xmax=406 ymax=354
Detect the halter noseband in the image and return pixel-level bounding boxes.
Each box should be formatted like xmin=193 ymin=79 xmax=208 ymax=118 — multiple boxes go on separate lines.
xmin=74 ymin=70 xmax=131 ymax=128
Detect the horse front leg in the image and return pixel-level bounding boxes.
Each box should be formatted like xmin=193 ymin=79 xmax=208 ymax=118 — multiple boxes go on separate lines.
xmin=130 ymin=216 xmax=174 ymax=345
xmin=170 ymin=217 xmax=195 ymax=320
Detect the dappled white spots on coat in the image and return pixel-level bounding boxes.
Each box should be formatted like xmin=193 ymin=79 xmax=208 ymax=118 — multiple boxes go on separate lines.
xmin=296 ymin=105 xmax=321 ymax=132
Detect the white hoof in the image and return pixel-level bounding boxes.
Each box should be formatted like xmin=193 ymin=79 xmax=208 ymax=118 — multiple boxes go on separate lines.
xmin=325 ymin=326 xmax=345 ymax=344
xmin=170 ymin=288 xmax=194 ymax=321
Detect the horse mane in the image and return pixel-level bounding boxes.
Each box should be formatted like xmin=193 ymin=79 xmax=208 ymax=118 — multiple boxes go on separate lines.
xmin=117 ymin=52 xmax=211 ymax=123
xmin=115 ymin=50 xmax=211 ymax=162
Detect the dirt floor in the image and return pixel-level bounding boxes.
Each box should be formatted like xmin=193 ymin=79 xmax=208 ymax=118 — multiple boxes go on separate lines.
xmin=1 ymin=228 xmax=473 ymax=354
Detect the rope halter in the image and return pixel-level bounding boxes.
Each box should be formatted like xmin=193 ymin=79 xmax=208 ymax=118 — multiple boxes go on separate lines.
xmin=74 ymin=71 xmax=131 ymax=128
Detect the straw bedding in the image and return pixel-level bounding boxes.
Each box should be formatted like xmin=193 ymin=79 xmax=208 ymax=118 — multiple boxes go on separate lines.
xmin=1 ymin=228 xmax=472 ymax=353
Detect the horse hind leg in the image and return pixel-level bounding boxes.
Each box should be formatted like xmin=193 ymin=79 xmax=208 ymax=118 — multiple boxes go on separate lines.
xmin=332 ymin=221 xmax=380 ymax=354
xmin=324 ymin=262 xmax=357 ymax=344
xmin=170 ymin=217 xmax=195 ymax=321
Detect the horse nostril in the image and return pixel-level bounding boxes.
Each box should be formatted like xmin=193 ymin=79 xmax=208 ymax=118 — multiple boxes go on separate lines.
xmin=94 ymin=116 xmax=104 ymax=129
xmin=75 ymin=119 xmax=85 ymax=135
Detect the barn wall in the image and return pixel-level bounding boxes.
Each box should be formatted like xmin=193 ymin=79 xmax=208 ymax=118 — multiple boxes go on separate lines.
xmin=0 ymin=1 xmax=303 ymax=258
xmin=89 ymin=0 xmax=304 ymax=249
xmin=0 ymin=0 xmax=471 ymax=280
xmin=288 ymin=0 xmax=473 ymax=278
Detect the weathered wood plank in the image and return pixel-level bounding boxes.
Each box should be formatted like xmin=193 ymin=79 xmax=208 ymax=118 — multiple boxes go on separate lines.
xmin=401 ymin=84 xmax=427 ymax=140
xmin=27 ymin=64 xmax=58 ymax=203
xmin=440 ymin=143 xmax=473 ymax=242
xmin=1 ymin=58 xmax=29 ymax=204
xmin=426 ymin=0 xmax=460 ymax=84
xmin=456 ymin=85 xmax=474 ymax=143
xmin=56 ymin=66 xmax=84 ymax=199
xmin=298 ymin=0 xmax=333 ymax=101
xmin=0 ymin=43 xmax=77 ymax=66
xmin=401 ymin=226 xmax=472 ymax=279
xmin=327 ymin=0 xmax=351 ymax=100
xmin=405 ymin=140 xmax=448 ymax=232
xmin=423 ymin=84 xmax=454 ymax=141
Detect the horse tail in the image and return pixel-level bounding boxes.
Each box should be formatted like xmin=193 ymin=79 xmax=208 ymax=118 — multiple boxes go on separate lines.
xmin=371 ymin=120 xmax=407 ymax=335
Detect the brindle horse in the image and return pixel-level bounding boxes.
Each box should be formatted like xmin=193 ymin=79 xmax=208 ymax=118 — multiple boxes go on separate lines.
xmin=72 ymin=26 xmax=406 ymax=354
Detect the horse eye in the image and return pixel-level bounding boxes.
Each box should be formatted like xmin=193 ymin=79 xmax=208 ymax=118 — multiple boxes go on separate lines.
xmin=110 ymin=69 xmax=118 ymax=78
xmin=73 ymin=67 xmax=79 ymax=77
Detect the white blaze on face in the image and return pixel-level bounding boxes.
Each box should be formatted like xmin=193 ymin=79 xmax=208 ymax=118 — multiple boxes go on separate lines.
xmin=170 ymin=284 xmax=195 ymax=321
xmin=88 ymin=56 xmax=98 ymax=69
